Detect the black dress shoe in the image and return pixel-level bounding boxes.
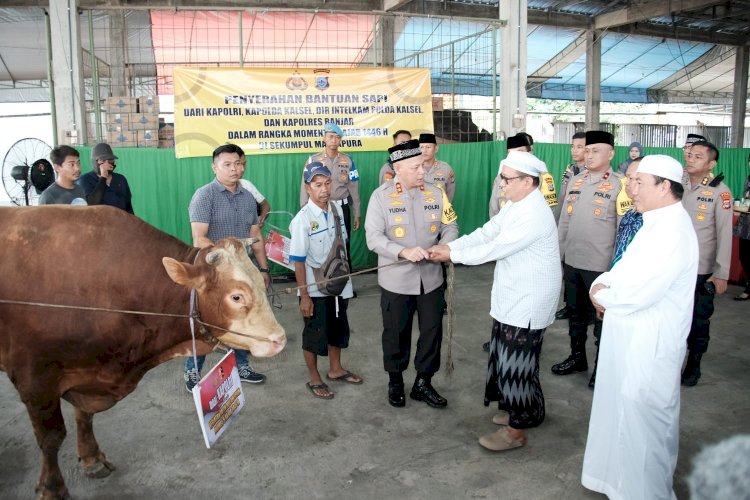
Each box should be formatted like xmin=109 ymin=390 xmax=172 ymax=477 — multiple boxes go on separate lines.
xmin=410 ymin=378 xmax=447 ymax=408
xmin=482 ymin=341 xmax=490 ymax=352
xmin=551 ymin=354 xmax=588 ymax=375
xmin=555 ymin=307 xmax=570 ymax=320
xmin=388 ymin=383 xmax=405 ymax=407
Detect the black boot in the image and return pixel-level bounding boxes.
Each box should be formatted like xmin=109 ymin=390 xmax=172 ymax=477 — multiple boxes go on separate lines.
xmin=551 ymin=338 xmax=588 ymax=375
xmin=588 ymin=346 xmax=600 ymax=389
xmin=410 ymin=374 xmax=447 ymax=408
xmin=555 ymin=306 xmax=570 ymax=320
xmin=388 ymin=372 xmax=405 ymax=407
xmin=681 ymin=352 xmax=703 ymax=387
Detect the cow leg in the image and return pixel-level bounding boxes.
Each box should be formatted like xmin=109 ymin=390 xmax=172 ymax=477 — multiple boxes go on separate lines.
xmin=73 ymin=406 xmax=116 ymax=478
xmin=25 ymin=399 xmax=72 ymax=500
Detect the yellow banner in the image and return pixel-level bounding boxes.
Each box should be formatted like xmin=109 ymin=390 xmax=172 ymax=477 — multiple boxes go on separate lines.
xmin=173 ymin=67 xmax=434 ymax=158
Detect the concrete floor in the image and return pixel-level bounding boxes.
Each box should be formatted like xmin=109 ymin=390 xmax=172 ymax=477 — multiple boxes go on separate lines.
xmin=1 ymin=263 xmax=748 ymax=499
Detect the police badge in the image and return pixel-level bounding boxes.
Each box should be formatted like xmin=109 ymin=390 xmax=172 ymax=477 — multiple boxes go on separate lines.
xmin=314 ymin=68 xmax=330 ymax=91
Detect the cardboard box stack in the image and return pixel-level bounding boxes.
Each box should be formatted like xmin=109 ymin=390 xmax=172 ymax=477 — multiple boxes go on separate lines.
xmin=102 ymin=96 xmax=160 ymax=148
xmin=158 ymin=119 xmax=175 ymax=149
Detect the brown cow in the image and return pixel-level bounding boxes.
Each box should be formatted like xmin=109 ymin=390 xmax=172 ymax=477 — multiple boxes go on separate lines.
xmin=0 ymin=205 xmax=286 ymax=499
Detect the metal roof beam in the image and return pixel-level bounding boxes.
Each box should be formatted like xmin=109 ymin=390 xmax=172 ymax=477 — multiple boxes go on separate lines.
xmin=593 ymin=0 xmax=725 ymax=30
xmin=650 ymin=45 xmax=735 ymax=90
xmin=528 ymin=32 xmax=586 ymax=82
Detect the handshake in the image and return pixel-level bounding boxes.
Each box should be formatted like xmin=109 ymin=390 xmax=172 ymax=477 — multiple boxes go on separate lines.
xmin=399 ymin=244 xmax=451 ymax=263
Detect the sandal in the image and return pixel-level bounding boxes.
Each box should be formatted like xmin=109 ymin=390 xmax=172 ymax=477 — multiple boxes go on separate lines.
xmin=326 ymin=370 xmax=363 ymax=385
xmin=306 ymin=382 xmax=334 ymax=399
xmin=734 ymin=293 xmax=750 ymax=301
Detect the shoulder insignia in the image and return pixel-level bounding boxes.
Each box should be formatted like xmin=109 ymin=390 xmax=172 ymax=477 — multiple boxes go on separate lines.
xmin=709 ymin=173 xmax=725 ymax=187
xmin=384 ymin=173 xmax=394 ymax=181
xmin=720 ymin=192 xmax=732 ymax=209
xmin=701 ymin=177 xmax=710 ymax=186
xmin=395 ymin=182 xmax=403 ymax=194
xmin=602 ymin=172 xmax=610 ymax=180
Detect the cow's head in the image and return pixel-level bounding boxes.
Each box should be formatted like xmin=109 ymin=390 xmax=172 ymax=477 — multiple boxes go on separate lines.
xmin=162 ymin=238 xmax=286 ymax=357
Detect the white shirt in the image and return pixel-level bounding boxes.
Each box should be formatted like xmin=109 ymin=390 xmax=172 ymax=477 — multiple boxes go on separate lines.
xmin=239 ymin=179 xmax=265 ymax=204
xmin=448 ymin=189 xmax=561 ymax=329
xmin=582 ymin=201 xmax=699 ymax=500
xmin=288 ymin=199 xmax=352 ymax=299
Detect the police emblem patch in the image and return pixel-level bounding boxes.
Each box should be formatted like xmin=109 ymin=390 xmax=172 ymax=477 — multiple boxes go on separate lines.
xmin=429 ymin=212 xmax=439 ymax=221
xmin=567 ymin=204 xmax=574 ymax=214
xmin=696 ymin=212 xmax=706 ymax=221
xmin=339 ymin=174 xmax=347 ymax=182
xmin=698 ymin=203 xmax=708 ymax=210
xmin=430 ymin=224 xmax=437 ymax=233
xmin=720 ymin=192 xmax=732 ymax=209
xmin=593 ymin=207 xmax=602 ymax=217
xmin=311 ymin=221 xmax=319 ymax=231
xmin=394 ymin=227 xmax=406 ymax=238
xmin=394 ymin=215 xmax=403 ymax=224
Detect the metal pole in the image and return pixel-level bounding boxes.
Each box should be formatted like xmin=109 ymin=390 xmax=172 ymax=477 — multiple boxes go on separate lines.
xmin=88 ymin=10 xmax=102 ymax=143
xmin=44 ymin=8 xmax=58 ymax=147
xmin=492 ymin=27 xmax=497 ymax=139
xmin=238 ymin=11 xmax=244 ymax=67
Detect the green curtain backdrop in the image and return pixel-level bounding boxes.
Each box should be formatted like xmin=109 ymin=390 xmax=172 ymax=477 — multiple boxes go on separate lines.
xmin=77 ymin=143 xmax=749 ymax=274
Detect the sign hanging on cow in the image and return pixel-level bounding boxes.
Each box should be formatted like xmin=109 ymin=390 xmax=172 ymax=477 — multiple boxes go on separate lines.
xmin=173 ymin=67 xmax=434 ymax=158
xmin=192 ymin=350 xmax=246 ymax=448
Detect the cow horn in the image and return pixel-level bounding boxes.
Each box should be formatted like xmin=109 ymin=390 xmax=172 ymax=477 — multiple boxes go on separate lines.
xmin=205 ymin=251 xmax=222 ymax=266
xmin=240 ymin=237 xmax=259 ymax=248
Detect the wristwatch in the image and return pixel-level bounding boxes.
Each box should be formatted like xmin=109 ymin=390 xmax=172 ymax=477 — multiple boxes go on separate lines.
xmin=258 ymin=267 xmax=270 ymax=273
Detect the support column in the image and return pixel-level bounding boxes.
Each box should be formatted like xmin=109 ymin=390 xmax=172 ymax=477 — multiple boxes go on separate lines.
xmin=730 ymin=45 xmax=748 ymax=148
xmin=499 ymin=0 xmax=527 ymax=138
xmin=380 ymin=16 xmax=395 ymax=67
xmin=109 ymin=10 xmax=128 ymax=95
xmin=585 ymin=30 xmax=602 ymax=131
xmin=49 ymin=0 xmax=86 ymax=146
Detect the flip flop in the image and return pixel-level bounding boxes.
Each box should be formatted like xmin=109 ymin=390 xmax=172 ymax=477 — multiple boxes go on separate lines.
xmin=306 ymin=382 xmax=334 ymax=399
xmin=327 ymin=370 xmax=364 ymax=385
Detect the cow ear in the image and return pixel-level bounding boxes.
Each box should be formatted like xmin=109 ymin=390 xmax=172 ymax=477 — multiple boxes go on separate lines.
xmin=163 ymin=257 xmax=204 ymax=288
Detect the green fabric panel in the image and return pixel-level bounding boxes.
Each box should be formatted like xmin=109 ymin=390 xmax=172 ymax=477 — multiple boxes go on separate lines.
xmin=76 ymin=143 xmax=750 ymax=274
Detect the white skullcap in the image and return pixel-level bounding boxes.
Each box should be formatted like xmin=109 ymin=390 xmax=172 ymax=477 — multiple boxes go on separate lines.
xmin=499 ymin=150 xmax=547 ymax=177
xmin=636 ymin=155 xmax=683 ymax=183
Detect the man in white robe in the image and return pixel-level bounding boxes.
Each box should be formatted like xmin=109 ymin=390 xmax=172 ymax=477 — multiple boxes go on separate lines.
xmin=582 ymin=155 xmax=699 ymax=499
xmin=429 ymin=150 xmax=561 ymax=451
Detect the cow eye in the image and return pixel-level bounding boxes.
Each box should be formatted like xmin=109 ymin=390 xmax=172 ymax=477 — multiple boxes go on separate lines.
xmin=231 ymin=294 xmax=242 ymax=302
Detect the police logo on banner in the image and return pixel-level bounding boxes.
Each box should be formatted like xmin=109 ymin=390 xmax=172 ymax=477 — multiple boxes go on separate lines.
xmin=314 ymin=69 xmax=330 ymax=90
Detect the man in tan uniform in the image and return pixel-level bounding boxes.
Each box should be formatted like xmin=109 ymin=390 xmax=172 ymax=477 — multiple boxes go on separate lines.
xmin=379 ymin=129 xmax=412 ymax=185
xmin=365 ymin=139 xmax=458 ymax=409
xmin=489 ymin=133 xmax=557 ymax=218
xmin=552 ymin=131 xmax=629 ymax=388
xmin=555 ymin=131 xmax=588 ymax=320
xmin=419 ymin=133 xmax=456 ymax=201
xmin=682 ymin=133 xmax=706 ymax=164
xmin=680 ymin=140 xmax=733 ymax=386
xmin=300 ymin=122 xmax=361 ymax=288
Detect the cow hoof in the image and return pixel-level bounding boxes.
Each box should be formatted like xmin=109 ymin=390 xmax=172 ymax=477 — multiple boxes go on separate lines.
xmin=82 ymin=458 xmax=116 ymax=478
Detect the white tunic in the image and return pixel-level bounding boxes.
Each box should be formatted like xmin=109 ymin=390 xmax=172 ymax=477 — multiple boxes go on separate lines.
xmin=582 ymin=201 xmax=699 ymax=500
xmin=448 ymin=189 xmax=561 ymax=329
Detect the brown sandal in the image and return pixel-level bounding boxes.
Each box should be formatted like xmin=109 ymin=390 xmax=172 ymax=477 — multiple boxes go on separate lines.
xmin=306 ymin=382 xmax=334 ymax=399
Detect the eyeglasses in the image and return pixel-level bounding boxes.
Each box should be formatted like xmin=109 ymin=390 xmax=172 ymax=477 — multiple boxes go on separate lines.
xmin=499 ymin=173 xmax=528 ymax=183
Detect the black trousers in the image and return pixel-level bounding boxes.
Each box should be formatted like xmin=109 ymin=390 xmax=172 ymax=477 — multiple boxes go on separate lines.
xmin=688 ymin=274 xmax=714 ymax=354
xmin=380 ymin=286 xmax=444 ymax=375
xmin=563 ymin=264 xmax=603 ymax=345
xmin=740 ymin=238 xmax=750 ymax=294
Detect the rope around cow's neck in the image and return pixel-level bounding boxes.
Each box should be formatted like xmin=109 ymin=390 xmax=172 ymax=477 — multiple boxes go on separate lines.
xmin=0 ymin=259 xmax=453 ymax=348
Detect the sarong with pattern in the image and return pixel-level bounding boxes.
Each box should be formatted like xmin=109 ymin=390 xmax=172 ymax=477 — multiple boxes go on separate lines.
xmin=484 ymin=319 xmax=546 ymax=429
